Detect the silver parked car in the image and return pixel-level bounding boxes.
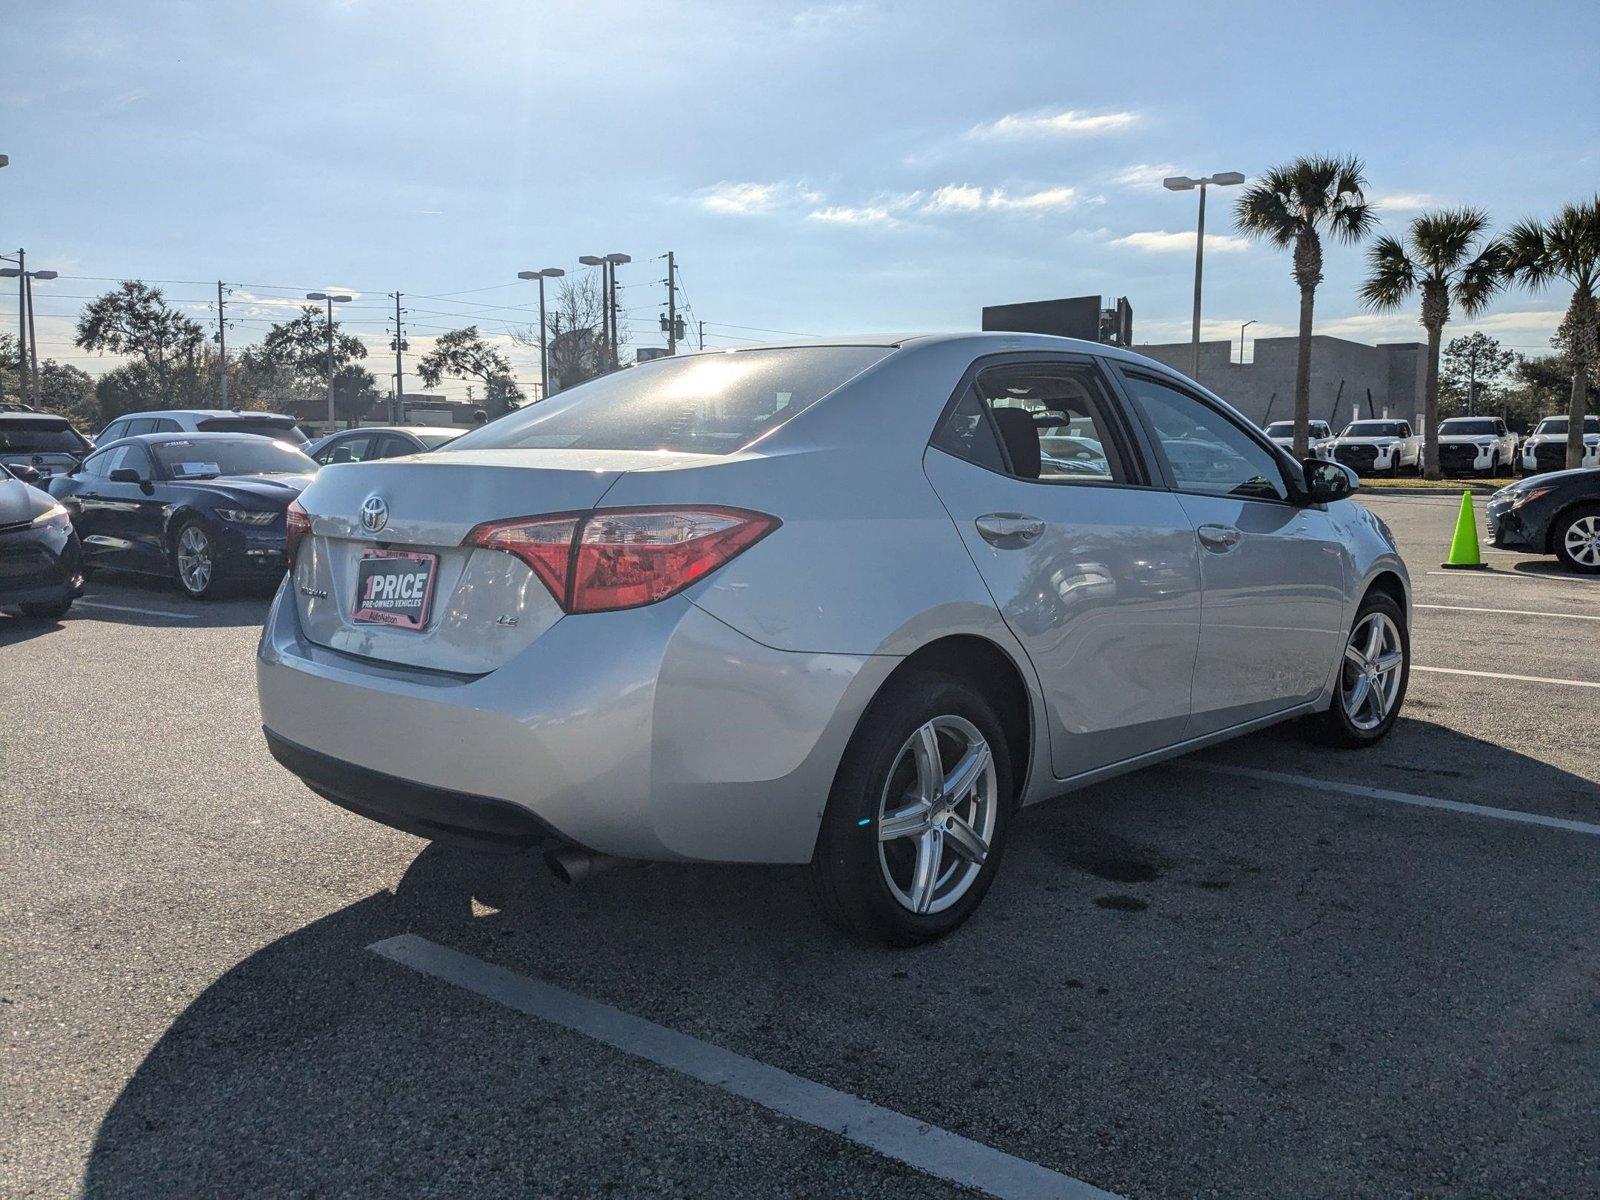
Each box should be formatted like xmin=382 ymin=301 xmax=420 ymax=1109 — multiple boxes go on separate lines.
xmin=258 ymin=334 xmax=1410 ymax=945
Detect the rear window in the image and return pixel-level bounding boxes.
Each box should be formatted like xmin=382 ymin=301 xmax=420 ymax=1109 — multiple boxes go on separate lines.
xmin=0 ymin=419 xmax=89 ymax=454
xmin=1263 ymin=422 xmax=1293 ymax=436
xmin=1440 ymin=419 xmax=1498 ymax=435
xmin=198 ymin=416 xmax=308 ymax=444
xmin=450 ymin=347 xmax=893 ymax=455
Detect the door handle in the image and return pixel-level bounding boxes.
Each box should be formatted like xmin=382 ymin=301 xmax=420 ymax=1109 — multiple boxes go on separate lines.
xmin=975 ymin=513 xmax=1045 ymax=547
xmin=1196 ymin=523 xmax=1242 ymax=552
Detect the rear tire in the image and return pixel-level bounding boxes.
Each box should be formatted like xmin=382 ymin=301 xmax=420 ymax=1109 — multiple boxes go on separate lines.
xmin=809 ymin=671 xmax=1014 ymax=947
xmin=1552 ymin=504 xmax=1600 ymax=574
xmin=1306 ymin=591 xmax=1409 ymax=748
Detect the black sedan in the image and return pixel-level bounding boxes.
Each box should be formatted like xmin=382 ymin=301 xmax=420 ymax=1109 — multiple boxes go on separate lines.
xmin=48 ymin=433 xmax=317 ymax=599
xmin=0 ymin=463 xmax=84 ymax=619
xmin=1485 ymin=467 xmax=1600 ymax=574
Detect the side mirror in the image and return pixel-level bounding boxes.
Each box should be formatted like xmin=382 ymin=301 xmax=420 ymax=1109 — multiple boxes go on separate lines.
xmin=1304 ymin=458 xmax=1358 ymax=504
xmin=108 ymin=467 xmax=143 ymax=484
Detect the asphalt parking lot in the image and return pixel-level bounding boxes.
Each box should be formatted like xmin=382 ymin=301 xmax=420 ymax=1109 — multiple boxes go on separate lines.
xmin=4 ymin=492 xmax=1598 ymax=1200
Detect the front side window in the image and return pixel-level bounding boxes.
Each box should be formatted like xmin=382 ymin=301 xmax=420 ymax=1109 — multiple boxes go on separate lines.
xmin=83 ymin=446 xmax=127 ymax=477
xmin=450 ymin=346 xmax=892 ymax=456
xmin=1123 ymin=373 xmax=1288 ymax=502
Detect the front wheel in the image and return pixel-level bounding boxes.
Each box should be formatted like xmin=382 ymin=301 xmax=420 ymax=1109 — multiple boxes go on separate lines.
xmin=173 ymin=519 xmax=223 ymax=599
xmin=1307 ymin=592 xmax=1409 ymax=747
xmin=1553 ymin=505 xmax=1600 ymax=574
xmin=809 ymin=671 xmax=1013 ymax=947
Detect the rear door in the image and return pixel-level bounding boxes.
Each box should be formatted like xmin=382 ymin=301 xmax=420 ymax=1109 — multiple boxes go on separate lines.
xmin=922 ymin=353 xmax=1202 ymax=780
xmin=1114 ymin=369 xmax=1346 ymax=734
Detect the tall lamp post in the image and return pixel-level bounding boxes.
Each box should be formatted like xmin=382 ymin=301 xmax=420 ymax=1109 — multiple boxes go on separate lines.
xmin=517 ymin=267 xmax=565 ymax=400
xmin=306 ymin=292 xmax=352 ymax=428
xmin=1163 ymin=171 xmax=1245 ymax=379
xmin=1239 ymin=319 xmax=1257 ymax=363
xmin=1 ymin=254 xmax=57 ymax=406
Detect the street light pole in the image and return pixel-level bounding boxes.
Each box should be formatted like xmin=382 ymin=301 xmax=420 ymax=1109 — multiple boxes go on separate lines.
xmin=12 ymin=249 xmax=26 ymax=408
xmin=605 ymin=254 xmax=630 ymax=369
xmin=1239 ymin=319 xmax=1257 ymax=363
xmin=518 ymin=268 xmax=565 ymax=400
xmin=1164 ymin=171 xmax=1245 ymax=380
xmin=306 ymin=292 xmax=352 ymax=428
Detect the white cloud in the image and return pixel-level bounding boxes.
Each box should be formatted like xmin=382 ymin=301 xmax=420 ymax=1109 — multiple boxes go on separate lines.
xmin=968 ymin=108 xmax=1140 ymax=140
xmin=1371 ymin=191 xmax=1446 ymax=214
xmin=792 ymin=2 xmax=870 ymax=32
xmin=697 ymin=181 xmax=784 ymax=215
xmin=1112 ymin=162 xmax=1179 ymax=189
xmin=922 ymin=184 xmax=1079 ymax=214
xmin=807 ymin=205 xmax=894 ymax=226
xmin=1110 ymin=230 xmax=1250 ymax=254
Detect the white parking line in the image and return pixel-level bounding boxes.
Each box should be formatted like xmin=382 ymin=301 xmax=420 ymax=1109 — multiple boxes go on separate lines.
xmin=1414 ymin=665 xmax=1600 ymax=689
xmin=369 ymin=934 xmax=1121 ymax=1200
xmin=1425 ymin=570 xmax=1598 ymax=586
xmin=1193 ymin=763 xmax=1600 ymax=837
xmin=1416 ymin=602 xmax=1600 ymax=622
xmin=75 ymin=600 xmax=199 ymax=620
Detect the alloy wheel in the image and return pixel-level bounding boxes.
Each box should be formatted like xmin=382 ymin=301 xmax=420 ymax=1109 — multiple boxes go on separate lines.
xmin=1563 ymin=515 xmax=1600 ymax=568
xmin=1340 ymin=611 xmax=1404 ymax=732
xmin=177 ymin=525 xmax=213 ymax=594
xmin=876 ymin=715 xmax=999 ymax=915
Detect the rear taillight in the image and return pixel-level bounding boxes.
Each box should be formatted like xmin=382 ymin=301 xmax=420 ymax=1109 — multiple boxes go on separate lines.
xmin=464 ymin=506 xmax=779 ymax=614
xmin=286 ymin=500 xmax=311 ymax=566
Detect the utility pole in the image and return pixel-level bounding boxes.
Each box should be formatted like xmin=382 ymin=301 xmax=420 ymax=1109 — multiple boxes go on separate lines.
xmin=14 ymin=248 xmax=28 ymax=407
xmin=305 ymin=292 xmax=351 ymax=429
xmin=389 ymin=292 xmax=407 ymax=423
xmin=664 ymin=251 xmax=678 ymax=354
xmin=25 ymin=270 xmax=39 ymax=379
xmin=216 ymin=281 xmax=229 ymax=407
xmin=698 ymin=320 xmax=705 ymax=351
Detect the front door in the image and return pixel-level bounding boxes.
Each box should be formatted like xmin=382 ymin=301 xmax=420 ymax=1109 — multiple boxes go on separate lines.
xmin=1115 ymin=370 xmax=1347 ymax=734
xmin=923 ymin=355 xmax=1202 ymax=780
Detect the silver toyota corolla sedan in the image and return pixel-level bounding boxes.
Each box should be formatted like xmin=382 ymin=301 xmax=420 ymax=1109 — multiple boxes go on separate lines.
xmin=258 ymin=333 xmax=1410 ymax=945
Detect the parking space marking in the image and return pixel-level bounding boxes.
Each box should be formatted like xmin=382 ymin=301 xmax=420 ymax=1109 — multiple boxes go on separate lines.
xmin=1415 ymin=602 xmax=1600 ymax=622
xmin=1193 ymin=763 xmax=1600 ymax=837
xmin=1425 ymin=570 xmax=1599 ymax=587
xmin=75 ymin=600 xmax=200 ymax=620
xmin=369 ymin=934 xmax=1122 ymax=1200
xmin=1414 ymin=665 xmax=1600 ymax=689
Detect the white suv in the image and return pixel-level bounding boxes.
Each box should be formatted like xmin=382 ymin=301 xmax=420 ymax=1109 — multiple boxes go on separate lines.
xmin=1263 ymin=419 xmax=1334 ymax=460
xmin=1437 ymin=416 xmax=1517 ymax=476
xmin=1330 ymin=419 xmax=1423 ymax=476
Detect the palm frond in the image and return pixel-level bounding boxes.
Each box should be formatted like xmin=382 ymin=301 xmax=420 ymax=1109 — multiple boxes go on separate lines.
xmin=1541 ymin=197 xmax=1600 ymax=289
xmin=1500 ymin=218 xmax=1553 ymax=288
xmin=1233 ymin=153 xmax=1373 ymax=248
xmin=1456 ymin=241 xmax=1507 ymax=317
xmin=1407 ymin=208 xmax=1492 ymax=276
xmin=1360 ymin=235 xmax=1416 ymax=311
xmin=1233 ymin=174 xmax=1302 ymax=248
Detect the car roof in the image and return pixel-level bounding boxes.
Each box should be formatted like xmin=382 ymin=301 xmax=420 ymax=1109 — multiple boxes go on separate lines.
xmin=326 ymin=425 xmax=460 ymax=435
xmin=667 ymin=331 xmax=1150 ymax=363
xmin=0 ymin=411 xmax=76 ymax=425
xmin=104 ymin=431 xmax=301 ymax=446
xmin=109 ymin=409 xmax=298 ymax=421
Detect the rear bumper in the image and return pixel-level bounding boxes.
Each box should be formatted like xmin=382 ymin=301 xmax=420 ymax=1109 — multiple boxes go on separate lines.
xmin=256 ymin=580 xmax=896 ymax=863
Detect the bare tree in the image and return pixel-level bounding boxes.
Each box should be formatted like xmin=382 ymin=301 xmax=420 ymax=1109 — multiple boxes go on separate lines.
xmin=512 ymin=274 xmax=624 ymax=396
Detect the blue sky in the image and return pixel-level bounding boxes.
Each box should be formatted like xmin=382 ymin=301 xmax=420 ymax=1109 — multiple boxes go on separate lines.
xmin=4 ymin=0 xmax=1596 ymax=401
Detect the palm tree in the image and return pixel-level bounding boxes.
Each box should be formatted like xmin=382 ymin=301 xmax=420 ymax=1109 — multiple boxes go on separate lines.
xmin=1235 ymin=155 xmax=1376 ymax=458
xmin=1502 ymin=198 xmax=1600 ymax=469
xmin=1360 ymin=209 xmax=1504 ymax=479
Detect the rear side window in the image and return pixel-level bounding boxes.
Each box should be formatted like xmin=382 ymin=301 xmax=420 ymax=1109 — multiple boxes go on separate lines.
xmin=977 ymin=362 xmax=1132 ymax=485
xmin=451 ymin=347 xmax=892 ymax=456
xmin=0 ymin=419 xmax=89 ymax=453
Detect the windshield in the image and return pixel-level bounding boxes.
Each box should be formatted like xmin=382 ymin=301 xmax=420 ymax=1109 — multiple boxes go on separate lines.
xmin=449 ymin=347 xmax=893 ymax=456
xmin=413 ymin=430 xmax=463 ymax=448
xmin=1342 ymin=421 xmax=1405 ymax=438
xmin=1263 ymin=422 xmax=1294 ymax=436
xmin=1440 ymin=419 xmax=1498 ymax=435
xmin=1535 ymin=417 xmax=1600 ymax=435
xmin=197 ymin=417 xmax=309 ymax=444
xmin=151 ymin=437 xmax=316 ymax=479
xmin=0 ymin=419 xmax=90 ymax=454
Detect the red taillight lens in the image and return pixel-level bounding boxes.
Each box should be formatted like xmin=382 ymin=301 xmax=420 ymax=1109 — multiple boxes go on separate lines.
xmin=286 ymin=500 xmax=311 ymax=566
xmin=463 ymin=506 xmax=778 ymax=614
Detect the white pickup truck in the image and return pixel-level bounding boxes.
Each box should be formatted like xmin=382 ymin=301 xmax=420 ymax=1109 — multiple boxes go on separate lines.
xmin=1437 ymin=416 xmax=1518 ymax=476
xmin=1521 ymin=415 xmax=1600 ymax=475
xmin=1263 ymin=419 xmax=1335 ymax=460
xmin=1329 ymin=419 xmax=1423 ymax=476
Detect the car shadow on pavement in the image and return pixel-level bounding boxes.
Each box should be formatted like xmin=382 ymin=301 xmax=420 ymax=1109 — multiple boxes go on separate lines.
xmin=71 ymin=569 xmax=278 ymax=628
xmin=0 ymin=611 xmax=68 ymax=647
xmin=79 ymin=713 xmax=1600 ymax=1198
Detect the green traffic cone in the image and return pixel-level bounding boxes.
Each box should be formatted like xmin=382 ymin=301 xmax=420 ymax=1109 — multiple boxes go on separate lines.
xmin=1441 ymin=490 xmax=1487 ymax=569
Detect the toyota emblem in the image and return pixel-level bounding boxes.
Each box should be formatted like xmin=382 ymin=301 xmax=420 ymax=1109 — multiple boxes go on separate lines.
xmin=360 ymin=494 xmax=389 ymax=534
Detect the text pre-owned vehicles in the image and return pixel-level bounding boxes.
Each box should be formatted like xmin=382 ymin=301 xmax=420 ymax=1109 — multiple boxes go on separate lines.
xmin=96 ymin=409 xmax=310 ymax=447
xmin=1263 ymin=419 xmax=1335 ymax=460
xmin=0 ymin=464 xmax=84 ymax=618
xmin=1436 ymin=416 xmax=1518 ymax=476
xmin=0 ymin=412 xmax=94 ymax=485
xmin=258 ymin=334 xmax=1408 ymax=946
xmin=307 ymin=425 xmax=465 ymax=465
xmin=1330 ymin=419 xmax=1423 ymax=476
xmin=1520 ymin=415 xmax=1600 ymax=475
xmin=49 ymin=433 xmax=317 ymax=598
xmin=1486 ymin=466 xmax=1600 ymax=573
